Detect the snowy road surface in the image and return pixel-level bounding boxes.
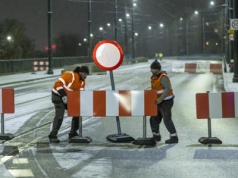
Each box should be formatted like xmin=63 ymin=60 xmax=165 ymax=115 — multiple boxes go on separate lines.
xmin=1 ymin=59 xmax=238 ymax=178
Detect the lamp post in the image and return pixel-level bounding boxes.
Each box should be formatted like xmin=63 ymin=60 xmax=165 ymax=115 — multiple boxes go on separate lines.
xmin=114 ymin=0 xmax=118 ymax=41
xmin=47 ymin=0 xmax=53 ymax=74
xmin=87 ymin=0 xmax=92 ymax=61
xmin=228 ymin=0 xmax=234 ymax=65
xmin=233 ymin=0 xmax=238 ymax=82
xmin=131 ymin=2 xmax=136 ymax=59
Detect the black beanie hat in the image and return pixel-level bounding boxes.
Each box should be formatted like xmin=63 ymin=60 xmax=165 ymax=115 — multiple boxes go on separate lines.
xmin=150 ymin=60 xmax=161 ymax=70
xmin=74 ymin=66 xmax=89 ymax=75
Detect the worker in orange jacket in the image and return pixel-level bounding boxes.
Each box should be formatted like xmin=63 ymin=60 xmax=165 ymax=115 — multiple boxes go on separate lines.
xmin=48 ymin=66 xmax=89 ymax=143
xmin=150 ymin=60 xmax=178 ymax=144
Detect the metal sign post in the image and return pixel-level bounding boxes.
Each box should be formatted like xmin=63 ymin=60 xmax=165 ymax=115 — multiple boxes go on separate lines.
xmin=69 ymin=116 xmax=92 ymax=143
xmin=93 ymin=40 xmax=134 ymax=142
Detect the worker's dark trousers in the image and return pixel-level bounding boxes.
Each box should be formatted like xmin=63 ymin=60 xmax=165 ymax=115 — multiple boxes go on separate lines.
xmin=50 ymin=93 xmax=79 ymax=136
xmin=150 ymin=99 xmax=177 ymax=135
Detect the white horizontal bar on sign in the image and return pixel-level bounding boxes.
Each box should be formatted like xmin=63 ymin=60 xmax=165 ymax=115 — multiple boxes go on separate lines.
xmin=235 ymin=92 xmax=238 ymax=117
xmin=131 ymin=91 xmax=144 ymax=116
xmin=209 ymin=93 xmax=222 ymax=118
xmin=80 ymin=91 xmax=93 ymax=116
xmin=106 ymin=91 xmax=119 ymax=116
xmin=197 ymin=62 xmax=210 ymax=73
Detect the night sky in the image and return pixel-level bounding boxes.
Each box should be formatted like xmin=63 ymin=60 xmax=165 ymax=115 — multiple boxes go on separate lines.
xmin=0 ymin=0 xmax=224 ymax=51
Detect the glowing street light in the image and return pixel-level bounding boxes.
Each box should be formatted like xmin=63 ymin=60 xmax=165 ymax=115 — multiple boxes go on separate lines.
xmin=210 ymin=1 xmax=215 ymax=6
xmin=6 ymin=35 xmax=12 ymax=42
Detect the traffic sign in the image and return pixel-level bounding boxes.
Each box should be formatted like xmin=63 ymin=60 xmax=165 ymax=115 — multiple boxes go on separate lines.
xmin=230 ymin=19 xmax=238 ymax=30
xmin=93 ymin=40 xmax=124 ymax=71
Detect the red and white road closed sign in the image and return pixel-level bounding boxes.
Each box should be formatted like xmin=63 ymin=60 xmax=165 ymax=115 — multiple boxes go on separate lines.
xmin=196 ymin=92 xmax=238 ymax=119
xmin=68 ymin=90 xmax=157 ymax=117
xmin=0 ymin=88 xmax=15 ymax=113
xmin=93 ymin=40 xmax=124 ymax=71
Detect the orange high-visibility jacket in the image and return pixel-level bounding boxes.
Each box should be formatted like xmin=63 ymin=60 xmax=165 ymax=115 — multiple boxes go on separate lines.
xmin=52 ymin=71 xmax=85 ymax=96
xmin=151 ymin=73 xmax=174 ymax=100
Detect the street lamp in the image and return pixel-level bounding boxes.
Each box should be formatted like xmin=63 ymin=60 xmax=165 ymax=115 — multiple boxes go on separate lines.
xmin=132 ymin=2 xmax=136 ymax=58
xmin=6 ymin=36 xmax=12 ymax=42
xmin=210 ymin=1 xmax=215 ymax=6
xmin=87 ymin=0 xmax=92 ymax=61
xmin=47 ymin=0 xmax=53 ymax=74
xmin=99 ymin=27 xmax=104 ymax=39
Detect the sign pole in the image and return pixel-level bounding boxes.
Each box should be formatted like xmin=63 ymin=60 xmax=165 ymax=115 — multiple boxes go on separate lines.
xmin=109 ymin=71 xmax=122 ymax=135
xmin=1 ymin=113 xmax=4 ymax=135
xmin=232 ymin=0 xmax=238 ymax=82
xmin=93 ymin=40 xmax=134 ymax=142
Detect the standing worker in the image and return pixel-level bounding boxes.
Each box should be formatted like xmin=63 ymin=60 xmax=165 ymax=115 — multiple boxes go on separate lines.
xmin=149 ymin=60 xmax=178 ymax=144
xmin=48 ymin=66 xmax=89 ymax=143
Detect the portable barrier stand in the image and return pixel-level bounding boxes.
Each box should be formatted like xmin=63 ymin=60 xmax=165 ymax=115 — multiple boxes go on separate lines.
xmin=132 ymin=116 xmax=156 ymax=145
xmin=0 ymin=88 xmax=15 ymax=140
xmin=69 ymin=116 xmax=92 ymax=143
xmin=92 ymin=40 xmax=135 ymax=143
xmin=196 ymin=91 xmax=238 ymax=144
xmin=67 ymin=90 xmax=157 ymax=144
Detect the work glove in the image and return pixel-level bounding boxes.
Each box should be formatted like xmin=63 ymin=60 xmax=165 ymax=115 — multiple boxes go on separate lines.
xmin=155 ymin=97 xmax=163 ymax=105
xmin=62 ymin=96 xmax=68 ymax=104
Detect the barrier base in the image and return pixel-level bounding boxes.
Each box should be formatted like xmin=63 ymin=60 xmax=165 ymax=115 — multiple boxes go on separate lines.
xmin=69 ymin=136 xmax=92 ymax=143
xmin=132 ymin=137 xmax=156 ymax=146
xmin=198 ymin=137 xmax=222 ymax=144
xmin=106 ymin=133 xmax=135 ymax=143
xmin=0 ymin=134 xmax=14 ymax=141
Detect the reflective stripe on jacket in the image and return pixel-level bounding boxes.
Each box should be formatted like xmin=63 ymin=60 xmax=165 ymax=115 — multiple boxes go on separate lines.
xmin=52 ymin=71 xmax=85 ymax=95
xmin=151 ymin=73 xmax=173 ymax=100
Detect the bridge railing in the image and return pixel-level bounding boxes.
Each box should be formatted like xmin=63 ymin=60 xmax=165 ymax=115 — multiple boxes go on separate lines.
xmin=0 ymin=56 xmax=90 ymax=75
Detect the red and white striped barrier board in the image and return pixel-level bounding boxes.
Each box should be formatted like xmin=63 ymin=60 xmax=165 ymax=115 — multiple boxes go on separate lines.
xmin=209 ymin=64 xmax=222 ymax=74
xmin=183 ymin=63 xmax=222 ymax=74
xmin=32 ymin=61 xmax=49 ymax=71
xmin=68 ymin=90 xmax=157 ymax=117
xmin=196 ymin=92 xmax=238 ymax=119
xmin=185 ymin=63 xmax=197 ymax=73
xmin=0 ymin=88 xmax=14 ymax=113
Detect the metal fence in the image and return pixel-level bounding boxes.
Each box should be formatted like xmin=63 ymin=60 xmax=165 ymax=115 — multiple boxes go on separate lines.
xmin=0 ymin=56 xmax=90 ymax=75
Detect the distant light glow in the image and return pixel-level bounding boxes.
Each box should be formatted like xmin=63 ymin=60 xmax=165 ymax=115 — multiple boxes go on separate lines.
xmin=7 ymin=35 xmax=12 ymax=41
xmin=210 ymin=1 xmax=215 ymax=6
